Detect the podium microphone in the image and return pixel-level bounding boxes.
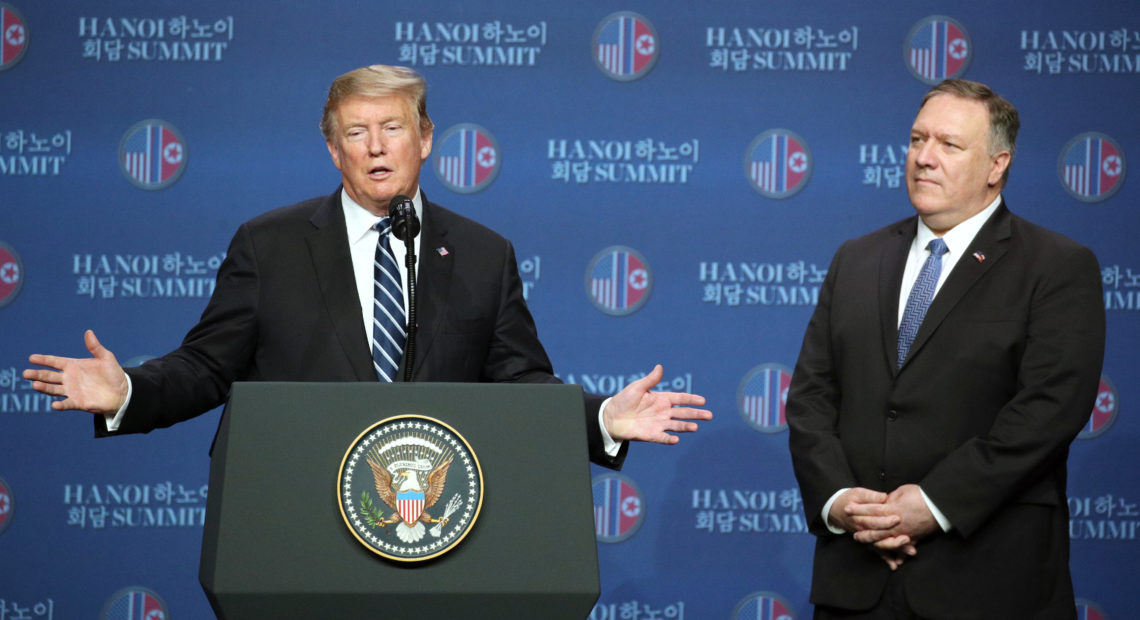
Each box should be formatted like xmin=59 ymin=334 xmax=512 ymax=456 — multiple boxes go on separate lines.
xmin=389 ymin=195 xmax=419 ymax=382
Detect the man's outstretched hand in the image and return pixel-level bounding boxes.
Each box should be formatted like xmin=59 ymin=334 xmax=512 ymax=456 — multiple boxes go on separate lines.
xmin=602 ymin=365 xmax=712 ymax=444
xmin=24 ymin=330 xmax=128 ymax=415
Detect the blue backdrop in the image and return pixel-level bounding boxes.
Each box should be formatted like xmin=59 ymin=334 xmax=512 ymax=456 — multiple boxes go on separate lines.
xmin=1 ymin=1 xmax=1135 ymax=618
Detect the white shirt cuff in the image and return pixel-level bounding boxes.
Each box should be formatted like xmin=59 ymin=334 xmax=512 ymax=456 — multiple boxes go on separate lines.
xmin=822 ymin=488 xmax=850 ymax=534
xmin=103 ymin=373 xmax=132 ymax=432
xmin=919 ymin=486 xmax=953 ymax=532
xmin=597 ymin=396 xmax=622 ymax=457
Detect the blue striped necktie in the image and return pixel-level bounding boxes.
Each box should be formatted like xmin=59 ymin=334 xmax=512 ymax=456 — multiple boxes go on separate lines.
xmin=897 ymin=237 xmax=948 ymax=369
xmin=371 ymin=217 xmax=406 ymax=382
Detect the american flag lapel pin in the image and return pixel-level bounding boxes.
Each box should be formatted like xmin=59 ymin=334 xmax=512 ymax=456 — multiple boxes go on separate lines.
xmin=973 ymin=251 xmax=985 ymax=263
xmin=436 ymin=246 xmax=450 ymax=257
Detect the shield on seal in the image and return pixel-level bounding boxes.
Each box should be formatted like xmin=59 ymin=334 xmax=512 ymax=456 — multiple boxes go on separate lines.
xmin=397 ymin=490 xmax=425 ymax=524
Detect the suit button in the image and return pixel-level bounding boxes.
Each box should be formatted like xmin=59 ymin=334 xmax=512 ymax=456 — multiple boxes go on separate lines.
xmin=887 ymin=410 xmax=898 ymax=421
xmin=878 ymin=470 xmax=886 ymax=481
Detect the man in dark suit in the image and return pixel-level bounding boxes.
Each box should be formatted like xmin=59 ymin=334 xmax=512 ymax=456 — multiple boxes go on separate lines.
xmin=23 ymin=64 xmax=710 ymax=467
xmin=786 ymin=79 xmax=1104 ymax=619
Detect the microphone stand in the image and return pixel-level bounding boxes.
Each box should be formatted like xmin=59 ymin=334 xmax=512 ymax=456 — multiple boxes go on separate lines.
xmin=389 ymin=195 xmax=420 ymax=383
xmin=401 ymin=232 xmax=417 ymax=383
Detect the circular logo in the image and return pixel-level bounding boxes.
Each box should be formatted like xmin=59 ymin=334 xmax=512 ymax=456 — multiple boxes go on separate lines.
xmin=0 ymin=3 xmax=29 ymax=72
xmin=338 ymin=414 xmax=483 ymax=562
xmin=432 ymin=123 xmax=500 ymax=194
xmin=1059 ymin=132 xmax=1126 ymax=203
xmin=585 ymin=245 xmax=652 ymax=316
xmin=738 ymin=363 xmax=792 ymax=433
xmin=0 ymin=242 xmax=24 ymax=308
xmin=904 ymin=15 xmax=972 ymax=85
xmin=100 ymin=586 xmax=169 ymax=620
xmin=592 ymin=11 xmax=659 ymax=81
xmin=745 ymin=129 xmax=812 ymax=198
xmin=1079 ymin=375 xmax=1119 ymax=439
xmin=0 ymin=476 xmax=14 ymax=536
xmin=118 ymin=119 xmax=188 ymax=190
xmin=731 ymin=591 xmax=796 ymax=620
xmin=591 ymin=473 xmax=644 ymax=543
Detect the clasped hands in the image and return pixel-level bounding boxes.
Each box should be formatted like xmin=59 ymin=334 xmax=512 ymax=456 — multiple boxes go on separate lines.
xmin=828 ymin=485 xmax=939 ymax=570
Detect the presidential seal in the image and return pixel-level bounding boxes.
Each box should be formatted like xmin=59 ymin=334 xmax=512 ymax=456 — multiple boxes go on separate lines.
xmin=338 ymin=415 xmax=483 ymax=562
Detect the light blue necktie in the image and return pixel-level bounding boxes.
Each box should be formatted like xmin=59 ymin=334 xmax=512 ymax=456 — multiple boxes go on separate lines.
xmin=897 ymin=237 xmax=948 ymax=369
xmin=371 ymin=217 xmax=406 ymax=382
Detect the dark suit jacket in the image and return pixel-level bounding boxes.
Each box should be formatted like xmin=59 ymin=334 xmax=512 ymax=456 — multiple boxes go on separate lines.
xmin=103 ymin=189 xmax=626 ymax=469
xmin=787 ymin=203 xmax=1104 ymax=619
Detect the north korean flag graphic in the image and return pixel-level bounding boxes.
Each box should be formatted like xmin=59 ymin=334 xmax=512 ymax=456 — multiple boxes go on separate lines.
xmin=592 ymin=474 xmax=643 ymax=541
xmin=1079 ymin=376 xmax=1118 ymax=438
xmin=1062 ymin=133 xmax=1125 ymax=202
xmin=0 ymin=477 xmax=13 ymax=535
xmin=0 ymin=4 xmax=28 ymax=70
xmin=103 ymin=587 xmax=167 ymax=620
xmin=436 ymin=124 xmax=498 ymax=193
xmin=0 ymin=244 xmax=22 ymax=308
xmin=120 ymin=120 xmax=186 ymax=190
xmin=732 ymin=593 xmax=795 ymax=620
xmin=907 ymin=17 xmax=970 ymax=83
xmin=740 ymin=364 xmax=791 ymax=431
xmin=589 ymin=247 xmax=650 ymax=315
xmin=594 ymin=12 xmax=657 ymax=80
xmin=1075 ymin=600 xmax=1108 ymax=620
xmin=748 ymin=130 xmax=810 ymax=197
xmin=397 ymin=490 xmax=425 ymax=524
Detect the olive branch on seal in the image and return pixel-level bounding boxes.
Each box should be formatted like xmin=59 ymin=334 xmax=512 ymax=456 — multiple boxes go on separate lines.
xmin=359 ymin=491 xmax=387 ymax=528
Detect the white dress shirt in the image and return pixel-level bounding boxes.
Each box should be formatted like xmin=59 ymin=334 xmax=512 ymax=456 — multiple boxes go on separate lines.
xmin=822 ymin=195 xmax=1003 ymax=535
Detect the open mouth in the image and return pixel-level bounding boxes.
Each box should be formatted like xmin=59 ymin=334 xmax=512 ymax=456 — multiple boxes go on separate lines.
xmin=369 ymin=166 xmax=391 ymax=178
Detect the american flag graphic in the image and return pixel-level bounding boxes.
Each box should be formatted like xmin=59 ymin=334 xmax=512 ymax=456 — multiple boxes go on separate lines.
xmin=397 ymin=490 xmax=425 ymax=524
xmin=104 ymin=588 xmax=166 ymax=620
xmin=121 ymin=121 xmax=184 ymax=188
xmin=1 ymin=5 xmax=28 ymax=67
xmin=733 ymin=594 xmax=794 ymax=620
xmin=590 ymin=249 xmax=648 ymax=312
xmin=748 ymin=132 xmax=809 ymax=195
xmin=908 ymin=18 xmax=969 ymax=82
xmin=593 ymin=475 xmax=641 ymax=539
xmin=1062 ymin=134 xmax=1123 ymax=199
xmin=436 ymin=126 xmax=497 ymax=191
xmin=740 ymin=365 xmax=791 ymax=429
xmin=595 ymin=13 xmax=655 ymax=78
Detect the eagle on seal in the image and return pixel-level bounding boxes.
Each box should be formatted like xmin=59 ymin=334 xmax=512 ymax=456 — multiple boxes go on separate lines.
xmin=366 ymin=456 xmax=453 ymax=543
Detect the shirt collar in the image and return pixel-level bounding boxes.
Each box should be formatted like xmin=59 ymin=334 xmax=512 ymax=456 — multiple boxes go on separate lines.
xmin=915 ymin=194 xmax=1002 ymax=257
xmin=341 ymin=188 xmax=425 ymax=244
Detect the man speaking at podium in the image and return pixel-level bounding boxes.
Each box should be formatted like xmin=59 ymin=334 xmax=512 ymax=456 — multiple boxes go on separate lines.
xmin=24 ymin=64 xmax=710 ymax=468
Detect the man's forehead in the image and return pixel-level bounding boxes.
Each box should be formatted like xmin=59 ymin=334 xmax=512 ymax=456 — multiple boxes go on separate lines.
xmin=335 ymin=94 xmax=414 ymax=120
xmin=912 ymin=95 xmax=988 ymax=134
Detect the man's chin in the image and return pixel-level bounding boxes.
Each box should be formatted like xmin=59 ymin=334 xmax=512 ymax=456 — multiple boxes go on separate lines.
xmin=908 ymin=197 xmax=943 ymax=215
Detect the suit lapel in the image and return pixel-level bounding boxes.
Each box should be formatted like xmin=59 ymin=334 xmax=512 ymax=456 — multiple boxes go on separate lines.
xmin=880 ymin=219 xmax=916 ymax=373
xmin=903 ymin=203 xmax=1012 ymax=369
xmin=402 ymin=198 xmax=454 ymax=380
xmin=305 ymin=189 xmax=376 ymax=381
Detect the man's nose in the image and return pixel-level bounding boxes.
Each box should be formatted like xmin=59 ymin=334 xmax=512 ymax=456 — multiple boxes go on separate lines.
xmin=912 ymin=142 xmax=935 ymax=168
xmin=367 ymin=132 xmax=386 ymax=155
